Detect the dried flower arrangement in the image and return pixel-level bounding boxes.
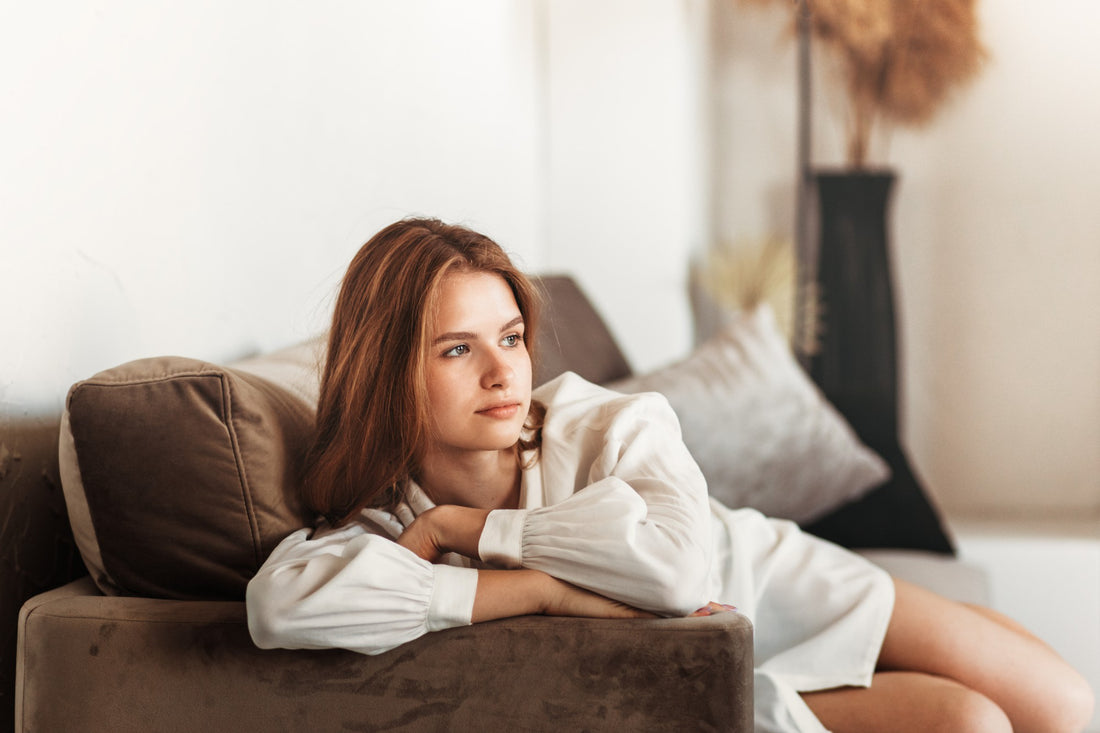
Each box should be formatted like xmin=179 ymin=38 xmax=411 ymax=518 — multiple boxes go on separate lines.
xmin=740 ymin=0 xmax=987 ymax=167
xmin=691 ymin=236 xmax=819 ymax=350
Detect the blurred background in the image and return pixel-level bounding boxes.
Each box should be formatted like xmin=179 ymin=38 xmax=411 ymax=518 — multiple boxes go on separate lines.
xmin=4 ymin=0 xmax=1096 ymax=519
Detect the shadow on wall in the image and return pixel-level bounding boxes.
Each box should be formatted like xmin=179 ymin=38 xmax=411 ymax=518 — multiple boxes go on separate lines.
xmin=0 ymin=415 xmax=87 ymax=733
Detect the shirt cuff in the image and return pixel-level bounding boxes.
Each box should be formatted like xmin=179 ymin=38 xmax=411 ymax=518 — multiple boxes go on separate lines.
xmin=426 ymin=564 xmax=478 ymax=632
xmin=478 ymin=508 xmax=527 ymax=568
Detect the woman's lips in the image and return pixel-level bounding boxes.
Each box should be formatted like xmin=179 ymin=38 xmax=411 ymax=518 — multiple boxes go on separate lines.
xmin=476 ymin=403 xmax=521 ymax=419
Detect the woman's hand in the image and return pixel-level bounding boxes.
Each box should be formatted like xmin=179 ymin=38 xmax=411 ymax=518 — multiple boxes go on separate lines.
xmin=396 ymin=510 xmax=446 ymax=563
xmin=397 ymin=505 xmax=490 ymax=563
xmin=689 ymin=601 xmax=738 ymax=617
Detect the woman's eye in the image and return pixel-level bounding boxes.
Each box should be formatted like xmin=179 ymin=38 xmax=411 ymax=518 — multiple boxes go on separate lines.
xmin=502 ymin=333 xmax=523 ymax=347
xmin=443 ymin=344 xmax=469 ymax=357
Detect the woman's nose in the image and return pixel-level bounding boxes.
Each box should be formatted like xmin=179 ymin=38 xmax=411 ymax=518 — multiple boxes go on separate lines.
xmin=481 ymin=351 xmax=514 ymax=389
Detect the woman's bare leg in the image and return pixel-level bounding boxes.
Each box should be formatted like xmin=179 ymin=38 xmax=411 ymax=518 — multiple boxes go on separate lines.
xmin=804 ymin=671 xmax=1010 ymax=733
xmin=965 ymin=600 xmax=1049 ymax=645
xmin=803 ymin=578 xmax=1094 ymax=733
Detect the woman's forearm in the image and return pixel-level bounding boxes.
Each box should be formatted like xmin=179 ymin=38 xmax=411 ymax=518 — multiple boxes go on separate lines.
xmin=471 ymin=569 xmax=550 ymax=622
xmin=407 ymin=496 xmax=704 ymax=619
xmin=401 ymin=505 xmax=660 ymax=623
xmin=472 ymin=568 xmax=655 ymax=623
xmin=478 ymin=480 xmax=711 ymax=616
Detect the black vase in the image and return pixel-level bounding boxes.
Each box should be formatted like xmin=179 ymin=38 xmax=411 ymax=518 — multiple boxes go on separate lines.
xmin=804 ymin=170 xmax=955 ymax=555
xmin=810 ymin=170 xmax=898 ymax=454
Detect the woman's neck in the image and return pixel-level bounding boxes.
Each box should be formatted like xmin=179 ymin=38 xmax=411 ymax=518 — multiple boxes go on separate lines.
xmin=416 ymin=448 xmax=521 ymax=511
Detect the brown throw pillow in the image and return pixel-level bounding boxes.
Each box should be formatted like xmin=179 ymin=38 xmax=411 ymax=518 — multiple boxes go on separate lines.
xmin=58 ymin=340 xmax=322 ymax=600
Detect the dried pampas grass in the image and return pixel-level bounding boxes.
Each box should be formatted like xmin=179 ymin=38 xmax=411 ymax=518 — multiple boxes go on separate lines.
xmin=692 ymin=237 xmax=820 ymax=354
xmin=740 ymin=0 xmax=987 ymax=167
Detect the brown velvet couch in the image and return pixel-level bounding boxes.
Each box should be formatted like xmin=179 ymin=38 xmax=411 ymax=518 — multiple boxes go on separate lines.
xmin=11 ymin=277 xmax=755 ymax=733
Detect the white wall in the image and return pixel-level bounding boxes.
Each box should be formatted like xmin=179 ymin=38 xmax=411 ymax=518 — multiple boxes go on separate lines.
xmin=8 ymin=0 xmax=1090 ymax=521
xmin=712 ymin=1 xmax=1100 ymax=518
xmin=1 ymin=1 xmax=545 ymax=416
xmin=1 ymin=0 xmax=710 ymax=429
xmin=893 ymin=1 xmax=1100 ymax=517
xmin=544 ymin=0 xmax=711 ymax=372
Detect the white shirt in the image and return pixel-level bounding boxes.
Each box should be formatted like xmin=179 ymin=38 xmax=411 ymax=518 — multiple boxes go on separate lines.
xmin=247 ymin=373 xmax=893 ymax=733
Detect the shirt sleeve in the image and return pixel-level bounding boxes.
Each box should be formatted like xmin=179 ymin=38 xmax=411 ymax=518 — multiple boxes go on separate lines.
xmin=246 ymin=522 xmax=479 ymax=656
xmin=478 ymin=392 xmax=712 ymax=617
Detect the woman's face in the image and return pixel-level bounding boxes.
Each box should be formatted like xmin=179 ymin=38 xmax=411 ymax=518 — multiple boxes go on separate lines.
xmin=422 ymin=270 xmax=533 ymax=461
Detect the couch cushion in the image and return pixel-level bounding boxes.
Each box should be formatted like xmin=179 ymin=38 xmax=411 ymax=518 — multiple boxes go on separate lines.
xmin=803 ymin=441 xmax=956 ymax=554
xmin=857 ymin=549 xmax=989 ymax=605
xmin=608 ymin=305 xmax=889 ymax=525
xmin=59 ymin=339 xmax=322 ymax=599
xmin=533 ymin=276 xmax=632 ymax=387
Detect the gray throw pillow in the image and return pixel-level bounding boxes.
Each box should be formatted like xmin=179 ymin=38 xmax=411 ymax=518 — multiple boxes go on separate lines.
xmin=608 ymin=305 xmax=889 ymax=524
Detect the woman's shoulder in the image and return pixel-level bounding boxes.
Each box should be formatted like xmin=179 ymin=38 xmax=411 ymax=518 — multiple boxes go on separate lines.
xmin=533 ymin=372 xmax=676 ymax=437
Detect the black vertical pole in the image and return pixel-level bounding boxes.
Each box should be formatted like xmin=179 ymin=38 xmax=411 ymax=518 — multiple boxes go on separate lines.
xmin=794 ymin=0 xmax=814 ymax=368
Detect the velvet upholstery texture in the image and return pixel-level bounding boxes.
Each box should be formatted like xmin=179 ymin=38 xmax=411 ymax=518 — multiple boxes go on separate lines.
xmin=17 ymin=578 xmax=753 ymax=733
xmin=61 ymin=348 xmax=319 ymax=599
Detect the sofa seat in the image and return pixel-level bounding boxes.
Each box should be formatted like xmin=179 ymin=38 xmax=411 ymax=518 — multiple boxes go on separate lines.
xmin=858 ymin=548 xmax=990 ymax=606
xmin=17 ymin=577 xmax=754 ymax=733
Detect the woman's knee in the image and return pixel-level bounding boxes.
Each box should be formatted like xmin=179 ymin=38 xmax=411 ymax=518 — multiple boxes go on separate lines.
xmin=935 ymin=684 xmax=1012 ymax=733
xmin=1033 ymin=665 xmax=1095 ymax=733
xmin=1064 ymin=676 xmax=1096 ymax=733
xmin=945 ymin=667 xmax=1093 ymax=733
xmin=884 ymin=580 xmax=1095 ymax=731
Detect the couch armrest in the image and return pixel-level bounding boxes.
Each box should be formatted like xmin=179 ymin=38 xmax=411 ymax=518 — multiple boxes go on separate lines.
xmin=18 ymin=578 xmax=753 ymax=732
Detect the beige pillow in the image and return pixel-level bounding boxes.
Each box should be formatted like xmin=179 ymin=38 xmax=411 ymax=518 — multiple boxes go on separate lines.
xmin=59 ymin=339 xmax=323 ymax=599
xmin=608 ymin=306 xmax=889 ymax=524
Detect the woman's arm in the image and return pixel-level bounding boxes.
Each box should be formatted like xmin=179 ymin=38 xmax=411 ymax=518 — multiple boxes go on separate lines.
xmin=399 ymin=393 xmax=713 ymax=618
xmin=246 ymin=524 xmax=476 ymax=655
xmin=479 ymin=393 xmax=714 ymax=617
xmin=396 ymin=506 xmax=655 ymax=622
xmin=247 ymin=518 xmax=650 ymax=656
xmin=474 ymin=569 xmax=654 ymax=622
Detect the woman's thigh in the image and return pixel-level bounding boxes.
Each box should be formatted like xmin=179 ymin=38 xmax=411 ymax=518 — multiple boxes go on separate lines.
xmin=803 ymin=670 xmax=1010 ymax=733
xmin=873 ymin=578 xmax=1092 ymax=733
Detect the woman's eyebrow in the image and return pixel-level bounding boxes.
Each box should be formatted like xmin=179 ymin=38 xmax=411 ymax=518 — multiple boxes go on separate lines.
xmin=432 ymin=316 xmax=524 ymax=346
xmin=500 ymin=316 xmax=524 ymax=333
xmin=432 ymin=330 xmax=475 ymax=346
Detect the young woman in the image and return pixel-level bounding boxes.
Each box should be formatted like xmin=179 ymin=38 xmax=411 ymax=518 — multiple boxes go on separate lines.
xmin=247 ymin=218 xmax=1093 ymax=733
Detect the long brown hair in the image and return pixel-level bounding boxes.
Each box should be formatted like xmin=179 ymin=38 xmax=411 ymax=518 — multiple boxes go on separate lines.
xmin=303 ymin=217 xmax=543 ymax=525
